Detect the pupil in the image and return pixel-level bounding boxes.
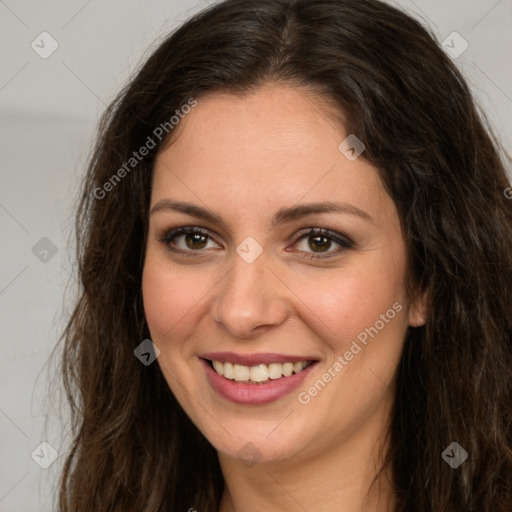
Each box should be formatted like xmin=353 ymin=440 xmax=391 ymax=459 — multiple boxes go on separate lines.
xmin=186 ymin=233 xmax=207 ymax=249
xmin=309 ymin=235 xmax=330 ymax=252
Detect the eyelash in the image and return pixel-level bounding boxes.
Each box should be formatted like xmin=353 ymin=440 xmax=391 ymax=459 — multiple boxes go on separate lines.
xmin=157 ymin=226 xmax=353 ymax=260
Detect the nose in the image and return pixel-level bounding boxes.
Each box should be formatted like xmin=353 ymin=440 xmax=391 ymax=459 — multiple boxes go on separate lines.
xmin=212 ymin=250 xmax=290 ymax=339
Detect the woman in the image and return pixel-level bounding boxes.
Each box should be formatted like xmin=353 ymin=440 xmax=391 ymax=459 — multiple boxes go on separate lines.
xmin=59 ymin=0 xmax=512 ymax=510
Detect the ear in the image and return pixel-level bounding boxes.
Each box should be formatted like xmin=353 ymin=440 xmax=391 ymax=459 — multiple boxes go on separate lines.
xmin=407 ymin=289 xmax=428 ymax=327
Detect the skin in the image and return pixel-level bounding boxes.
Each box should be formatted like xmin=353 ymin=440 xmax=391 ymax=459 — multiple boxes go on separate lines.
xmin=142 ymin=84 xmax=427 ymax=512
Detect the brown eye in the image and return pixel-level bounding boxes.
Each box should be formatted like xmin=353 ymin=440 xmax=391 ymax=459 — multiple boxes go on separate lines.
xmin=292 ymin=228 xmax=353 ymax=258
xmin=184 ymin=232 xmax=208 ymax=250
xmin=158 ymin=227 xmax=221 ymax=253
xmin=308 ymin=235 xmax=332 ymax=252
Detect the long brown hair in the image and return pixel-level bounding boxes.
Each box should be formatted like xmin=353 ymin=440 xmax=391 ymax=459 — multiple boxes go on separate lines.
xmin=59 ymin=0 xmax=512 ymax=510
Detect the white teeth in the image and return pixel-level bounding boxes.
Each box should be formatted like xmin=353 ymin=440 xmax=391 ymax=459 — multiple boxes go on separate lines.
xmin=268 ymin=363 xmax=283 ymax=379
xmin=233 ymin=364 xmax=250 ymax=381
xmin=210 ymin=360 xmax=312 ymax=383
xmin=212 ymin=360 xmax=224 ymax=376
xmin=249 ymin=364 xmax=269 ymax=382
xmin=294 ymin=361 xmax=306 ymax=373
xmin=224 ymin=362 xmax=234 ymax=379
xmin=282 ymin=362 xmax=294 ymax=377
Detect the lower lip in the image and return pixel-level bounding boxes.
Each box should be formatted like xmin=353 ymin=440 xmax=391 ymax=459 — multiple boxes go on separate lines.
xmin=201 ymin=359 xmax=317 ymax=405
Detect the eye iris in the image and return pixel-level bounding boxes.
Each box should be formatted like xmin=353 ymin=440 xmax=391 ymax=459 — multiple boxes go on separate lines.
xmin=309 ymin=235 xmax=331 ymax=252
xmin=186 ymin=233 xmax=208 ymax=250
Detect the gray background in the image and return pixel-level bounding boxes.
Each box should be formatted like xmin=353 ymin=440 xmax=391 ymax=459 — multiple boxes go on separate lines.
xmin=1 ymin=1 xmax=511 ymax=510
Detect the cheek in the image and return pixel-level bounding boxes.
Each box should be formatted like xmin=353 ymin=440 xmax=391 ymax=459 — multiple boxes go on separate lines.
xmin=293 ymin=252 xmax=408 ymax=357
xmin=142 ymin=254 xmax=208 ymax=342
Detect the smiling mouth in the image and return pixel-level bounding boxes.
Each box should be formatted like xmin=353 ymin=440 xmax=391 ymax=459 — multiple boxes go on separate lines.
xmin=204 ymin=359 xmax=315 ymax=384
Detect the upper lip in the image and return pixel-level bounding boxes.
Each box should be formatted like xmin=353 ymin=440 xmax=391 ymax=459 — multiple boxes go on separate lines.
xmin=200 ymin=352 xmax=318 ymax=366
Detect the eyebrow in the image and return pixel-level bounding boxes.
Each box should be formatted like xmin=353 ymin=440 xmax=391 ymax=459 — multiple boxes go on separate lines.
xmin=149 ymin=199 xmax=373 ymax=227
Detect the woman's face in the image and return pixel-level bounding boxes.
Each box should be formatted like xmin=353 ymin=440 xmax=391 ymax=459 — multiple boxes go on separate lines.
xmin=142 ymin=85 xmax=425 ymax=467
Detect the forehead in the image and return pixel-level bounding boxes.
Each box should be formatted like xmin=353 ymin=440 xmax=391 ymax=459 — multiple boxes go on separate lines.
xmin=151 ymin=85 xmax=392 ymax=225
